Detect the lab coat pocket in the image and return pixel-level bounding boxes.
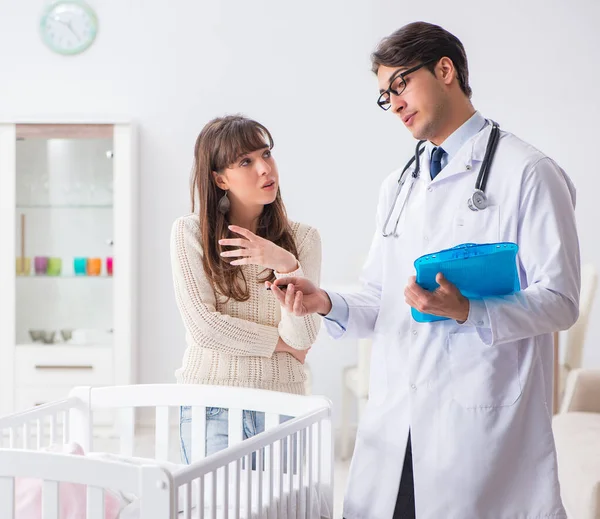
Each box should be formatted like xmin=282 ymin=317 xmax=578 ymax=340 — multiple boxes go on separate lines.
xmin=452 ymin=204 xmax=500 ymax=244
xmin=448 ymin=331 xmax=521 ymax=408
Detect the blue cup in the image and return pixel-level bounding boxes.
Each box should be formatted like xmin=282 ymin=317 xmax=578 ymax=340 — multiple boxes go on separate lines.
xmin=74 ymin=257 xmax=87 ymax=276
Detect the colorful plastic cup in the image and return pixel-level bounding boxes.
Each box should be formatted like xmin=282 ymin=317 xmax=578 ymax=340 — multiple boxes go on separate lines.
xmin=87 ymin=257 xmax=102 ymax=276
xmin=73 ymin=257 xmax=87 ymax=276
xmin=106 ymin=256 xmax=113 ymax=276
xmin=16 ymin=257 xmax=31 ymax=276
xmin=47 ymin=257 xmax=62 ymax=276
xmin=34 ymin=256 xmax=49 ymax=275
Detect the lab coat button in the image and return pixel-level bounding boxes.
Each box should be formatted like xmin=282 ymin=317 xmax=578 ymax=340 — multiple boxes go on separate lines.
xmin=411 ymin=384 xmax=417 ymax=390
xmin=428 ymin=186 xmax=433 ymax=192
xmin=412 ymin=330 xmax=417 ymax=336
xmin=477 ymin=320 xmax=484 ymax=326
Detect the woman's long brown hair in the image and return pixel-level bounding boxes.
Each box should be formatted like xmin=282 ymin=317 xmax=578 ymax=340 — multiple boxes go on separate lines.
xmin=190 ymin=115 xmax=299 ymax=302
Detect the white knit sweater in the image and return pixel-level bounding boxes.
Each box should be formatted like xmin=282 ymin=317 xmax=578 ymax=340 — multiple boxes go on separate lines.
xmin=171 ymin=214 xmax=321 ymax=395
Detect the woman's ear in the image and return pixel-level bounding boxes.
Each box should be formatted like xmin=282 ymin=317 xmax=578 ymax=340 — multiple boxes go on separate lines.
xmin=212 ymin=171 xmax=228 ymax=190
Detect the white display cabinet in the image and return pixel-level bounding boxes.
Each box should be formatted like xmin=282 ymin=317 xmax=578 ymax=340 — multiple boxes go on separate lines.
xmin=0 ymin=122 xmax=138 ymax=422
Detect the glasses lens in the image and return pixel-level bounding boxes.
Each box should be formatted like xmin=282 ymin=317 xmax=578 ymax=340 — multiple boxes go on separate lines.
xmin=378 ymin=92 xmax=391 ymax=111
xmin=389 ymin=75 xmax=406 ymax=96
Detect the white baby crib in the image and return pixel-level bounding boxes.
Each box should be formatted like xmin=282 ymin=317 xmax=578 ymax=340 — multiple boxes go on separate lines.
xmin=0 ymin=384 xmax=334 ymax=518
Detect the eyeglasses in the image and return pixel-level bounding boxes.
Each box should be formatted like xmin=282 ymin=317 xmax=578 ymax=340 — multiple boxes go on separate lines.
xmin=377 ymin=59 xmax=438 ymax=111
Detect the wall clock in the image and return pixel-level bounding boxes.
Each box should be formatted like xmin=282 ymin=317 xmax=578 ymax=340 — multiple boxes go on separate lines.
xmin=40 ymin=0 xmax=98 ymax=55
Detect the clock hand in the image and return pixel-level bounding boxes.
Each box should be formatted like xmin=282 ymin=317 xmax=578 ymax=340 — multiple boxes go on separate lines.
xmin=65 ymin=20 xmax=81 ymax=40
xmin=52 ymin=16 xmax=80 ymax=40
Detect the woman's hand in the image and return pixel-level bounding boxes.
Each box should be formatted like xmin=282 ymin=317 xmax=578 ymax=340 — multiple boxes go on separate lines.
xmin=275 ymin=338 xmax=310 ymax=364
xmin=219 ymin=225 xmax=298 ymax=273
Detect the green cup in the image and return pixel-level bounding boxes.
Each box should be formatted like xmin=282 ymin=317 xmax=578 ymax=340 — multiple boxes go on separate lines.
xmin=47 ymin=257 xmax=62 ymax=276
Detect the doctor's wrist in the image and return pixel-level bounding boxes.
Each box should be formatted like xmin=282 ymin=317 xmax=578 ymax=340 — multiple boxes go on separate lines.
xmin=455 ymin=298 xmax=470 ymax=323
xmin=317 ymin=289 xmax=333 ymax=316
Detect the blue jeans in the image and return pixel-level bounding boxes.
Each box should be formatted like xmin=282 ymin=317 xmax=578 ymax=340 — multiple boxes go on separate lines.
xmin=179 ymin=406 xmax=294 ymax=470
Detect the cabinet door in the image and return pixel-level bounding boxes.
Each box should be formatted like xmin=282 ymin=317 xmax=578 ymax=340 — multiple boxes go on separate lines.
xmin=14 ymin=124 xmax=115 ymax=349
xmin=0 ymin=122 xmax=137 ymax=418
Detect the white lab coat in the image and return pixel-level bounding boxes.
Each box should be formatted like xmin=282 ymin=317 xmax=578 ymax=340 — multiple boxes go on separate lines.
xmin=326 ymin=124 xmax=580 ymax=519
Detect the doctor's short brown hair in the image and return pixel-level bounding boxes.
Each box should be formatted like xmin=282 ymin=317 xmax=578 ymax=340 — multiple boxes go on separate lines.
xmin=371 ymin=21 xmax=472 ymax=99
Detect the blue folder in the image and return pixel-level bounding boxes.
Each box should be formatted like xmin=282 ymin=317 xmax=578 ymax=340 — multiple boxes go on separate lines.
xmin=411 ymin=242 xmax=520 ymax=323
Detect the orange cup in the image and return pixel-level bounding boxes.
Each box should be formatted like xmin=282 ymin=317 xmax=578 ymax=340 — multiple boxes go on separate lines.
xmin=87 ymin=257 xmax=102 ymax=276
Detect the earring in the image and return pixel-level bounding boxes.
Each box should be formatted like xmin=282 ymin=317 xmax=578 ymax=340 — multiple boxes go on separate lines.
xmin=217 ymin=191 xmax=230 ymax=214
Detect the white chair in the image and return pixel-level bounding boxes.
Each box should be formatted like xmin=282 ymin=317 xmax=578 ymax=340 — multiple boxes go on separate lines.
xmin=558 ymin=263 xmax=598 ymax=403
xmin=340 ymin=339 xmax=372 ymax=460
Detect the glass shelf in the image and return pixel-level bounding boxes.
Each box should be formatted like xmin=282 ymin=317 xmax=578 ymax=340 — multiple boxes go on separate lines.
xmin=17 ymin=275 xmax=113 ymax=279
xmin=16 ymin=204 xmax=113 ymax=209
xmin=17 ymin=343 xmax=113 ymax=348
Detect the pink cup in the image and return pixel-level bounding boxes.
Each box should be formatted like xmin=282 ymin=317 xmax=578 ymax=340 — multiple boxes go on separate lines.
xmin=106 ymin=256 xmax=113 ymax=276
xmin=34 ymin=256 xmax=48 ymax=275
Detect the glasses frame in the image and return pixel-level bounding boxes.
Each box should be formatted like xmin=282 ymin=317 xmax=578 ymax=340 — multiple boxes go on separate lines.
xmin=377 ymin=58 xmax=438 ymax=111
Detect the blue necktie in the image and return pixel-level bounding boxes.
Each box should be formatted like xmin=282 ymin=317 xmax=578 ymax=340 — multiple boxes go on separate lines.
xmin=430 ymin=146 xmax=446 ymax=180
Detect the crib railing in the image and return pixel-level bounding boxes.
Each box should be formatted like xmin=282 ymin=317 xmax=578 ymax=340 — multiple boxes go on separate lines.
xmin=0 ymin=398 xmax=76 ymax=450
xmin=172 ymin=407 xmax=333 ymax=518
xmin=0 ymin=384 xmax=334 ymax=518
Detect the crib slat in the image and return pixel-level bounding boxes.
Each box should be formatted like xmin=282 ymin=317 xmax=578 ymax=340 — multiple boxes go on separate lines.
xmin=193 ymin=476 xmax=204 ymax=519
xmin=228 ymin=408 xmax=243 ymax=447
xmin=222 ymin=465 xmax=229 ymax=519
xmin=62 ymin=411 xmax=69 ymax=443
xmin=288 ymin=435 xmax=293 ymax=519
xmin=42 ymin=480 xmax=59 ymax=519
xmin=257 ymin=447 xmax=263 ymax=514
xmin=155 ymin=406 xmax=170 ymax=461
xmin=246 ymin=453 xmax=252 ymax=517
xmin=191 ymin=406 xmax=206 ymax=463
xmin=211 ymin=471 xmax=217 ymax=519
xmin=308 ymin=425 xmax=314 ymax=517
xmin=0 ymin=477 xmax=15 ymax=518
xmin=119 ymin=408 xmax=135 ymax=456
xmin=279 ymin=438 xmax=284 ymax=518
xmin=300 ymin=429 xmax=306 ymax=519
xmin=182 ymin=483 xmax=192 ymax=519
xmin=267 ymin=443 xmax=274 ymax=509
xmin=317 ymin=420 xmax=322 ymax=503
xmin=87 ymin=487 xmax=104 ymax=519
xmin=36 ymin=419 xmax=42 ymax=450
xmin=22 ymin=423 xmax=29 ymax=449
xmin=49 ymin=415 xmax=56 ymax=445
xmin=234 ymin=459 xmax=241 ymax=519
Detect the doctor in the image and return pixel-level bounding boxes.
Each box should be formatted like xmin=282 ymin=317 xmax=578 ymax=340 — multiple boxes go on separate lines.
xmin=268 ymin=21 xmax=580 ymax=519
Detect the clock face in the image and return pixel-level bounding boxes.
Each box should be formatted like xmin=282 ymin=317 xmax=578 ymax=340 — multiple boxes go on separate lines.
xmin=40 ymin=1 xmax=98 ymax=55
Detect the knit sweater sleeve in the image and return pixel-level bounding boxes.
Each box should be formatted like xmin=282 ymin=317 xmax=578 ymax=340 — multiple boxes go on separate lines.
xmin=274 ymin=225 xmax=322 ymax=350
xmin=170 ymin=216 xmax=279 ymax=357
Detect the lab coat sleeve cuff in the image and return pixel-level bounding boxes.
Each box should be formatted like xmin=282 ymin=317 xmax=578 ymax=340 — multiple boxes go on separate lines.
xmin=460 ymin=299 xmax=490 ymax=328
xmin=459 ymin=299 xmax=494 ymax=345
xmin=322 ymin=291 xmax=350 ymax=332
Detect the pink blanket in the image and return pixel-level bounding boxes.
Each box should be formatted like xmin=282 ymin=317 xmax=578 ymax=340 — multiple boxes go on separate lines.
xmin=15 ymin=443 xmax=122 ymax=519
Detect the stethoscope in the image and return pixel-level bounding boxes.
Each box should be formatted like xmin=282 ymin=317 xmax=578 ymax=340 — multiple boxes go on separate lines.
xmin=382 ymin=121 xmax=501 ymax=238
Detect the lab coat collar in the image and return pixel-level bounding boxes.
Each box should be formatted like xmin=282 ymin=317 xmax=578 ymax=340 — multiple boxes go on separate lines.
xmin=426 ymin=120 xmax=494 ymax=183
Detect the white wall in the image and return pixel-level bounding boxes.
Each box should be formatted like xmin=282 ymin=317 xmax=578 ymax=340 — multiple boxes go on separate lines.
xmin=1 ymin=0 xmax=599 ymax=426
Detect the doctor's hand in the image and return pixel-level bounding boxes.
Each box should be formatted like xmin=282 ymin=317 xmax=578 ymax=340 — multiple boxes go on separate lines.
xmin=219 ymin=225 xmax=298 ymax=273
xmin=404 ymin=273 xmax=470 ymax=322
xmin=266 ymin=277 xmax=332 ymax=317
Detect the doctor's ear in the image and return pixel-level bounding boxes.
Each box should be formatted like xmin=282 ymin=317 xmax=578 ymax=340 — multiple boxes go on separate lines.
xmin=437 ymin=57 xmax=455 ymax=86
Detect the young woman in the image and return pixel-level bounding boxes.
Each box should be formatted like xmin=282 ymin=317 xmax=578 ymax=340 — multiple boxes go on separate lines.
xmin=171 ymin=115 xmax=321 ymax=463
